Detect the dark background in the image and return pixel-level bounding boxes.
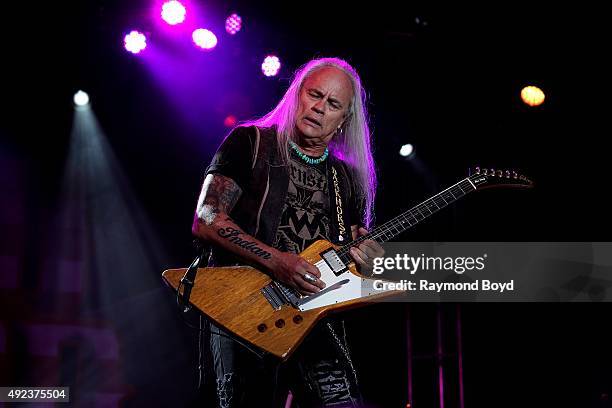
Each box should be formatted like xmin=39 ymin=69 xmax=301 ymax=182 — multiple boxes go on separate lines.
xmin=1 ymin=1 xmax=610 ymax=407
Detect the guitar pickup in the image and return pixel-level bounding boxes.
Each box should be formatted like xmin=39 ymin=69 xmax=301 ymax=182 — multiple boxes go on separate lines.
xmin=321 ymin=248 xmax=348 ymax=277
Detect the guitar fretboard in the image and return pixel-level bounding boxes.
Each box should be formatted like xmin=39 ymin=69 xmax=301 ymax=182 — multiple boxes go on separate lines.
xmin=335 ymin=177 xmax=477 ymax=264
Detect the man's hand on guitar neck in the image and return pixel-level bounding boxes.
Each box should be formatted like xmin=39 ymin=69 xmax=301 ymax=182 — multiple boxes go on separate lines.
xmin=350 ymin=226 xmax=385 ymax=275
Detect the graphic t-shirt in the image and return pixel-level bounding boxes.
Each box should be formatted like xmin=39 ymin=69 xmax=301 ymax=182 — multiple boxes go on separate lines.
xmin=273 ymin=149 xmax=331 ymax=254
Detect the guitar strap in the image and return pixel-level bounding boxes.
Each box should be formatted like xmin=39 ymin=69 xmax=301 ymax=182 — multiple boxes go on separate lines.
xmin=178 ymin=240 xmax=212 ymax=391
xmin=328 ymin=162 xmax=351 ymax=243
xmin=179 ymin=240 xmax=211 ymax=313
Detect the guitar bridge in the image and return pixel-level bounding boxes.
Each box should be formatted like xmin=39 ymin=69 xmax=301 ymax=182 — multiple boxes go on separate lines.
xmin=261 ymin=281 xmax=301 ymax=310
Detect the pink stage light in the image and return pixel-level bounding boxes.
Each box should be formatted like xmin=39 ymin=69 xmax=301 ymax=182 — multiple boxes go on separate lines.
xmin=192 ymin=29 xmax=217 ymax=50
xmin=261 ymin=55 xmax=281 ymax=77
xmin=225 ymin=14 xmax=242 ymax=35
xmin=161 ymin=1 xmax=186 ymax=25
xmin=124 ymin=31 xmax=147 ymax=54
xmin=224 ymin=115 xmax=238 ymax=127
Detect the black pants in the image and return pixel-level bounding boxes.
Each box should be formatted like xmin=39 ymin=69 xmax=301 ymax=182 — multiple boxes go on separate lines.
xmin=203 ymin=319 xmax=363 ymax=407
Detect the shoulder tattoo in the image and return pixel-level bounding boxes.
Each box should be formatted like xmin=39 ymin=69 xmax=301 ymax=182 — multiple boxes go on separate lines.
xmin=197 ymin=174 xmax=242 ymax=225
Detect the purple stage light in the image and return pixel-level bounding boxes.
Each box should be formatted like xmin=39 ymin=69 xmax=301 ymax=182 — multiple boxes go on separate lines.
xmin=124 ymin=31 xmax=147 ymax=54
xmin=161 ymin=1 xmax=186 ymax=25
xmin=225 ymin=13 xmax=242 ymax=35
xmin=192 ymin=29 xmax=217 ymax=50
xmin=261 ymin=55 xmax=281 ymax=77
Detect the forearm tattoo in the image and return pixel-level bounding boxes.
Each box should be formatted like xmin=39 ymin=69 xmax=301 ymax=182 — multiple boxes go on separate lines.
xmin=196 ymin=175 xmax=270 ymax=260
xmin=217 ymin=227 xmax=272 ymax=259
xmin=197 ymin=174 xmax=242 ymax=225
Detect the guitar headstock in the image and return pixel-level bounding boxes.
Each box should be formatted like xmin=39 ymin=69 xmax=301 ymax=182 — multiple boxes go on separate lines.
xmin=468 ymin=167 xmax=534 ymax=190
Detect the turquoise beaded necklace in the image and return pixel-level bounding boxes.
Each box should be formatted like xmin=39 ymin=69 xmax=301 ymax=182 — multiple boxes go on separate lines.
xmin=289 ymin=141 xmax=329 ymax=164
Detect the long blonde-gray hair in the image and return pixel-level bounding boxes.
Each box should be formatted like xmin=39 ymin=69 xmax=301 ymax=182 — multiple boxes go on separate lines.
xmin=243 ymin=57 xmax=376 ymax=228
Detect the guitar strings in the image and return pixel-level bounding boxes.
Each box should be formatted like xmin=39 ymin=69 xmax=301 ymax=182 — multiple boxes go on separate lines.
xmin=336 ymin=178 xmax=475 ymax=259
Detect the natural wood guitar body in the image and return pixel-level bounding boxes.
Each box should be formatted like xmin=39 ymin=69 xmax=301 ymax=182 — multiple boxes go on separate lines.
xmin=163 ymin=240 xmax=396 ymax=360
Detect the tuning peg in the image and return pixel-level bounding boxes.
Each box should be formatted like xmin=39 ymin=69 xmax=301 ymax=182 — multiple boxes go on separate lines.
xmin=490 ymin=168 xmax=495 ymax=176
xmin=497 ymin=169 xmax=503 ymax=177
xmin=512 ymin=171 xmax=518 ymax=179
xmin=505 ymin=170 xmax=511 ymax=178
xmin=483 ymin=168 xmax=488 ymax=175
xmin=475 ymin=166 xmax=481 ymax=174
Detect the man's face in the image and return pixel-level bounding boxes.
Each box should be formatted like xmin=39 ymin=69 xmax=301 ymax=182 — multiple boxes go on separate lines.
xmin=295 ymin=67 xmax=353 ymax=144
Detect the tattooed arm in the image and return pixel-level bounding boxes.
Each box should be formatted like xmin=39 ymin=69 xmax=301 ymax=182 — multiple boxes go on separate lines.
xmin=192 ymin=173 xmax=325 ymax=294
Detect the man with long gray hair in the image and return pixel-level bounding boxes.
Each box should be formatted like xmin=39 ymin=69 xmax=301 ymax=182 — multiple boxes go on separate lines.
xmin=192 ymin=57 xmax=384 ymax=407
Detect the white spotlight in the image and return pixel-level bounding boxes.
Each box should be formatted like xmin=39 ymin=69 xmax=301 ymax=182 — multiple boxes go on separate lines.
xmin=74 ymin=90 xmax=90 ymax=106
xmin=399 ymin=143 xmax=414 ymax=157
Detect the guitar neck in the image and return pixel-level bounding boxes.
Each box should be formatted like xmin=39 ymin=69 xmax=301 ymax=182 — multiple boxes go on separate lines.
xmin=336 ymin=177 xmax=477 ymax=264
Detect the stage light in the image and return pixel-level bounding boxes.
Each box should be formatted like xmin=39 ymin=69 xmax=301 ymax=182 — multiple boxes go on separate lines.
xmin=73 ymin=90 xmax=90 ymax=107
xmin=224 ymin=115 xmax=238 ymax=127
xmin=225 ymin=13 xmax=242 ymax=35
xmin=124 ymin=31 xmax=147 ymax=54
xmin=400 ymin=144 xmax=414 ymax=158
xmin=192 ymin=29 xmax=217 ymax=50
xmin=261 ymin=55 xmax=281 ymax=77
xmin=521 ymin=85 xmax=545 ymax=107
xmin=161 ymin=1 xmax=186 ymax=25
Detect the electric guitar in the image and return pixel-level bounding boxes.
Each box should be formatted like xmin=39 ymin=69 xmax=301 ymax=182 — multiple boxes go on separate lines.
xmin=162 ymin=167 xmax=533 ymax=360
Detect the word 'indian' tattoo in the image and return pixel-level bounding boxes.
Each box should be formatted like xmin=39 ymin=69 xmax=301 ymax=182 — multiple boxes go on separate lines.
xmin=217 ymin=227 xmax=272 ymax=259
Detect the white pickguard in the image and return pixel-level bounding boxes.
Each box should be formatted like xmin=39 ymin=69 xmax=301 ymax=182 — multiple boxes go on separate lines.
xmin=297 ymin=258 xmax=395 ymax=311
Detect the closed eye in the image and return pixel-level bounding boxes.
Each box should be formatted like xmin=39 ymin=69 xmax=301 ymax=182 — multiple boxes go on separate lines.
xmin=307 ymin=89 xmax=342 ymax=109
